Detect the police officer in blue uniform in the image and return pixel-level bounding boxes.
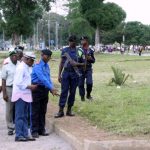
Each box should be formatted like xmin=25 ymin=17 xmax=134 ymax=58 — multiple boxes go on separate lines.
xmin=55 ymin=35 xmax=84 ymax=118
xmin=79 ymin=36 xmax=95 ymax=101
xmin=31 ymin=49 xmax=58 ymax=138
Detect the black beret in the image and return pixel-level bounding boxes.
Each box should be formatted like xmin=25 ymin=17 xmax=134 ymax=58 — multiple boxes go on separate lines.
xmin=42 ymin=49 xmax=52 ymax=56
xmin=68 ymin=35 xmax=77 ymax=42
xmin=80 ymin=36 xmax=89 ymax=41
xmin=15 ymin=46 xmax=24 ymax=52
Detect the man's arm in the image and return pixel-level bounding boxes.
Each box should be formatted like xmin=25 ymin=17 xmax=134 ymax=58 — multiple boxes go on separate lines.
xmin=2 ymin=79 xmax=8 ymax=102
xmin=58 ymin=58 xmax=64 ymax=83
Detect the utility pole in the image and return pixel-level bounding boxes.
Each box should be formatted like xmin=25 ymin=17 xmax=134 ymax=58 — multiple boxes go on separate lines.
xmin=36 ymin=21 xmax=39 ymax=49
xmin=33 ymin=23 xmax=36 ymax=50
xmin=55 ymin=21 xmax=58 ymax=50
xmin=48 ymin=13 xmax=51 ymax=49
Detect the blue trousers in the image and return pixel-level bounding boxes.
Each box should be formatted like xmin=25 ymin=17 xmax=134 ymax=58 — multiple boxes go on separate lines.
xmin=15 ymin=99 xmax=29 ymax=138
xmin=59 ymin=71 xmax=79 ymax=108
xmin=79 ymin=69 xmax=93 ymax=97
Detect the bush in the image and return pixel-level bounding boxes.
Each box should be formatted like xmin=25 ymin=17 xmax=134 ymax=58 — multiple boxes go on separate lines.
xmin=109 ymin=66 xmax=130 ymax=86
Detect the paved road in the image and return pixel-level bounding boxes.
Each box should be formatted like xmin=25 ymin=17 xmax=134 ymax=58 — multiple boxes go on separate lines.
xmin=0 ymin=94 xmax=73 ymax=150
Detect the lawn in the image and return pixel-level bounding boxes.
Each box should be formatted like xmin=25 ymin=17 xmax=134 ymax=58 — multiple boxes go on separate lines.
xmin=49 ymin=51 xmax=150 ymax=136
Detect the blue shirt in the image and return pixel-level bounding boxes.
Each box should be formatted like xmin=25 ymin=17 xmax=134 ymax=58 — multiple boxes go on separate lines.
xmin=31 ymin=59 xmax=54 ymax=90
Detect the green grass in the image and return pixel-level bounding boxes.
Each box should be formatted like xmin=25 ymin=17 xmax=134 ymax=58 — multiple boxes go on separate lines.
xmin=47 ymin=52 xmax=150 ymax=136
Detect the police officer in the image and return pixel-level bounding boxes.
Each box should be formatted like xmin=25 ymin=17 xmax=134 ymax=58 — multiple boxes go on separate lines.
xmin=78 ymin=36 xmax=95 ymax=101
xmin=55 ymin=35 xmax=84 ymax=118
xmin=31 ymin=49 xmax=58 ymax=138
xmin=1 ymin=49 xmax=19 ymax=135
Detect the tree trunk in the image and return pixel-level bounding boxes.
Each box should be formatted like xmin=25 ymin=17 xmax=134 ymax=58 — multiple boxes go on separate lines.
xmin=95 ymin=26 xmax=100 ymax=52
xmin=12 ymin=33 xmax=20 ymax=46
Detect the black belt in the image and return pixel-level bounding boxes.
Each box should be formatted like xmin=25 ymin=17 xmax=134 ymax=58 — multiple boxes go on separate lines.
xmin=7 ymin=85 xmax=13 ymax=88
xmin=64 ymin=68 xmax=75 ymax=72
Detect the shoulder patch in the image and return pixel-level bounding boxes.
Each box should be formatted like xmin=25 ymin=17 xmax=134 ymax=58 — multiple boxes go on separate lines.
xmin=3 ymin=59 xmax=9 ymax=65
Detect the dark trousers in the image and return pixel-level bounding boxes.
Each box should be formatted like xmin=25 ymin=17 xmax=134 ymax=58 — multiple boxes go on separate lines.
xmin=59 ymin=71 xmax=79 ymax=108
xmin=15 ymin=99 xmax=29 ymax=138
xmin=31 ymin=86 xmax=49 ymax=134
xmin=79 ymin=69 xmax=93 ymax=97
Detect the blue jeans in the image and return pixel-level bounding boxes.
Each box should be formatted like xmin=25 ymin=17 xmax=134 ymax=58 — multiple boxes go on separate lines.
xmin=15 ymin=98 xmax=29 ymax=138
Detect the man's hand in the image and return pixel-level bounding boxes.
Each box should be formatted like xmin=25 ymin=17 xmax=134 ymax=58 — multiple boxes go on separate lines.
xmin=58 ymin=75 xmax=62 ymax=83
xmin=87 ymin=56 xmax=93 ymax=61
xmin=50 ymin=88 xmax=60 ymax=97
xmin=27 ymin=85 xmax=38 ymax=91
xmin=3 ymin=93 xmax=8 ymax=102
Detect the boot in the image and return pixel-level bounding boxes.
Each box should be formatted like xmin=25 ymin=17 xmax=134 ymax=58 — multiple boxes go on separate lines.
xmin=81 ymin=96 xmax=85 ymax=101
xmin=86 ymin=94 xmax=93 ymax=100
xmin=54 ymin=107 xmax=64 ymax=118
xmin=66 ymin=106 xmax=75 ymax=117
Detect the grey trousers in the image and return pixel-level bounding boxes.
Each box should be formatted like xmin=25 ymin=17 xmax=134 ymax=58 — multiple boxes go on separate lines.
xmin=5 ymin=87 xmax=15 ymax=131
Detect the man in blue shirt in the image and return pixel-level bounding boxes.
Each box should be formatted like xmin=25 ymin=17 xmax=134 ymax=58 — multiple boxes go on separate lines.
xmin=31 ymin=49 xmax=58 ymax=138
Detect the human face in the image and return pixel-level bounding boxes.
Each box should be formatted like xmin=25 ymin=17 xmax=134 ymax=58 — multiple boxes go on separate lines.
xmin=26 ymin=58 xmax=34 ymax=67
xmin=69 ymin=41 xmax=76 ymax=48
xmin=81 ymin=39 xmax=88 ymax=47
xmin=17 ymin=51 xmax=23 ymax=60
xmin=42 ymin=54 xmax=51 ymax=63
xmin=10 ymin=54 xmax=17 ymax=64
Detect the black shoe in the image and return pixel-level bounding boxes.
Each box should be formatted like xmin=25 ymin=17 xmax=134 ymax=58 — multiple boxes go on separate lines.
xmin=26 ymin=136 xmax=36 ymax=141
xmin=39 ymin=131 xmax=49 ymax=136
xmin=54 ymin=107 xmax=64 ymax=118
xmin=86 ymin=95 xmax=93 ymax=100
xmin=8 ymin=130 xmax=14 ymax=136
xmin=66 ymin=106 xmax=75 ymax=117
xmin=15 ymin=137 xmax=27 ymax=142
xmin=81 ymin=96 xmax=85 ymax=101
xmin=32 ymin=133 xmax=39 ymax=138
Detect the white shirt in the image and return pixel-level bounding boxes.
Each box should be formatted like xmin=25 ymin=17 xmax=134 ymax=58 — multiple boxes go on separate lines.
xmin=1 ymin=57 xmax=19 ymax=86
xmin=11 ymin=61 xmax=32 ymax=103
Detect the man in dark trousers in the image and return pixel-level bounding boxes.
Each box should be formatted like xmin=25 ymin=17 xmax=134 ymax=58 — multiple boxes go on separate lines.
xmin=78 ymin=36 xmax=95 ymax=101
xmin=31 ymin=49 xmax=58 ymax=138
xmin=55 ymin=35 xmax=84 ymax=118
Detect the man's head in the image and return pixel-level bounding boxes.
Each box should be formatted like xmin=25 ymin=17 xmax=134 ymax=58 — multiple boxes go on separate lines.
xmin=80 ymin=36 xmax=89 ymax=47
xmin=9 ymin=49 xmax=18 ymax=64
xmin=24 ymin=52 xmax=36 ymax=67
xmin=15 ymin=46 xmax=24 ymax=61
xmin=41 ymin=49 xmax=52 ymax=63
xmin=68 ymin=35 xmax=77 ymax=48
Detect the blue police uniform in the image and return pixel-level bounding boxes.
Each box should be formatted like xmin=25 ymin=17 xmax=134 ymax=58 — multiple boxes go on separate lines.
xmin=59 ymin=47 xmax=82 ymax=108
xmin=31 ymin=59 xmax=54 ymax=136
xmin=78 ymin=47 xmax=95 ymax=100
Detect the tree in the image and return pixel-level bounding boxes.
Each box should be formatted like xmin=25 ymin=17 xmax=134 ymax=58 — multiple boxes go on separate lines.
xmin=66 ymin=0 xmax=95 ymax=43
xmin=124 ymin=21 xmax=150 ymax=46
xmin=0 ymin=0 xmax=54 ymax=45
xmin=80 ymin=0 xmax=126 ymax=51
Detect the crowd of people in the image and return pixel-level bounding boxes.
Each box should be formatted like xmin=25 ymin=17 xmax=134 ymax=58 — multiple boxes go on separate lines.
xmin=0 ymin=35 xmax=95 ymax=142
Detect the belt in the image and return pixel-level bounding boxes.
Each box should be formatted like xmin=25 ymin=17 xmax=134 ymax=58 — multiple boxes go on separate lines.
xmin=64 ymin=68 xmax=75 ymax=72
xmin=6 ymin=85 xmax=13 ymax=88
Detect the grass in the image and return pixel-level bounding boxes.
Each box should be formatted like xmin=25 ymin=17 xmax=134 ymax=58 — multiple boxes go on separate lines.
xmin=48 ymin=51 xmax=150 ymax=136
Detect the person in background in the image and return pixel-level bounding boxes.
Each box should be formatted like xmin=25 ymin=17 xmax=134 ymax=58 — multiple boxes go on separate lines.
xmin=15 ymin=46 xmax=24 ymax=62
xmin=78 ymin=36 xmax=95 ymax=101
xmin=1 ymin=50 xmax=18 ymax=135
xmin=11 ymin=52 xmax=37 ymax=142
xmin=31 ymin=49 xmax=59 ymax=138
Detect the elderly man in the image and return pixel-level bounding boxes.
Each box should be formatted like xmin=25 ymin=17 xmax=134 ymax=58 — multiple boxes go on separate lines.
xmin=1 ymin=50 xmax=18 ymax=135
xmin=11 ymin=52 xmax=37 ymax=142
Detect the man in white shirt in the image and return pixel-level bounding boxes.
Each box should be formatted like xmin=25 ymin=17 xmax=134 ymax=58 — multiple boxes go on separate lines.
xmin=1 ymin=50 xmax=18 ymax=135
xmin=11 ymin=52 xmax=37 ymax=142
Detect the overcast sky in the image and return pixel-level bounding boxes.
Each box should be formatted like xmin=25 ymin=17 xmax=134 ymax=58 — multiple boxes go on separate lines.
xmin=51 ymin=0 xmax=150 ymax=25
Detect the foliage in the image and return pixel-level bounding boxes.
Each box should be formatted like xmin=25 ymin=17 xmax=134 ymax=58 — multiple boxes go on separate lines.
xmin=109 ymin=66 xmax=130 ymax=86
xmin=80 ymin=0 xmax=126 ymax=31
xmin=0 ymin=0 xmax=54 ymax=44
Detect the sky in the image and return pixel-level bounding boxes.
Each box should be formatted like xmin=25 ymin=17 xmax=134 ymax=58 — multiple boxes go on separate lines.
xmin=51 ymin=0 xmax=150 ymax=25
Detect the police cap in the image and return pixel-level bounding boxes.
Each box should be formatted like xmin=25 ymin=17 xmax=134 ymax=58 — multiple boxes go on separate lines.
xmin=42 ymin=49 xmax=52 ymax=56
xmin=68 ymin=35 xmax=77 ymax=42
